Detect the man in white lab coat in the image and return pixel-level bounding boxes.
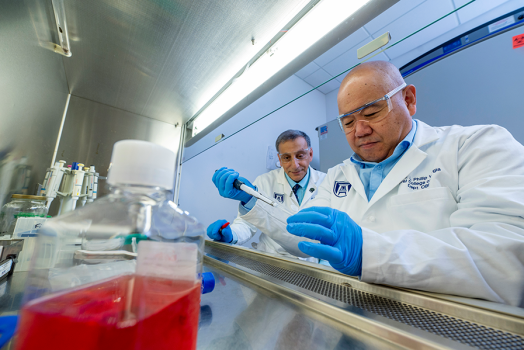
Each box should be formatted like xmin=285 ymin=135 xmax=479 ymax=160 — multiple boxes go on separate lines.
xmin=213 ymin=61 xmax=524 ymax=307
xmin=209 ymin=130 xmax=326 ymax=260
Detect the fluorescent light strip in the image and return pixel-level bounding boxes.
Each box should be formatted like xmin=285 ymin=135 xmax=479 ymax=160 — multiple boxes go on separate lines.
xmin=192 ymin=0 xmax=370 ymax=136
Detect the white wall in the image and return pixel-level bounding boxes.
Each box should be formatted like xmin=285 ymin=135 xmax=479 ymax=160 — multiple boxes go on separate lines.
xmin=404 ymin=25 xmax=524 ymax=145
xmin=179 ymin=75 xmax=326 ymax=246
xmin=325 ymin=89 xmax=340 ymax=123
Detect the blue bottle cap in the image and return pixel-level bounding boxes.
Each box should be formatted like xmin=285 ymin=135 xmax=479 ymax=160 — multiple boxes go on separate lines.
xmin=201 ymin=272 xmax=215 ymax=294
xmin=0 ymin=315 xmax=18 ymax=348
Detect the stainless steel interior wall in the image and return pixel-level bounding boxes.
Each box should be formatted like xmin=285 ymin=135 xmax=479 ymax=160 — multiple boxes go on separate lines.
xmin=54 ymin=96 xmax=180 ymax=202
xmin=1 ymin=0 xmax=181 ymax=215
xmin=0 ymin=0 xmax=70 ymax=207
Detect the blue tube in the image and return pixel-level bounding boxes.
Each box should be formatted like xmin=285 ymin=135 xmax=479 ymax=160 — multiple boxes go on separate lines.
xmin=201 ymin=272 xmax=215 ymax=294
xmin=0 ymin=315 xmax=18 ymax=348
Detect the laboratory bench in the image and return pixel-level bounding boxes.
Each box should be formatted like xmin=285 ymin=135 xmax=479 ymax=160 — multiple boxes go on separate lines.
xmin=1 ymin=241 xmax=524 ymax=349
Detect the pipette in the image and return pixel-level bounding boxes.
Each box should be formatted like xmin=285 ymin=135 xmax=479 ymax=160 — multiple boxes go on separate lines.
xmin=213 ymin=169 xmax=296 ymax=219
xmin=70 ymin=163 xmax=85 ymax=211
xmin=233 ymin=179 xmax=295 ymax=217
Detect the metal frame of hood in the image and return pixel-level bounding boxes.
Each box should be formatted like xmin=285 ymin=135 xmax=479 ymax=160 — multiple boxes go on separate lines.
xmin=174 ymin=123 xmax=186 ymax=205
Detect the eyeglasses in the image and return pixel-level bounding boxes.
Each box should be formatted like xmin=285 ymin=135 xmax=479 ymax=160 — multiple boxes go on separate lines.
xmin=337 ymin=83 xmax=406 ymax=134
xmin=278 ymin=148 xmax=311 ymax=163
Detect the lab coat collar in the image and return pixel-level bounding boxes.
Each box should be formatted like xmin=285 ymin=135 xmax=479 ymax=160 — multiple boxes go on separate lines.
xmin=310 ymin=166 xmax=320 ymax=184
xmin=277 ymin=167 xmax=299 ymax=205
xmin=302 ymin=167 xmax=319 ymax=205
xmin=413 ymin=119 xmax=440 ymax=148
xmin=341 ymin=159 xmax=368 ymax=201
xmin=367 ymin=143 xmax=427 ymax=208
xmin=277 ymin=166 xmax=318 ymax=205
xmin=366 ymin=119 xmax=432 ymax=207
xmin=277 ymin=167 xmax=289 ymax=186
xmin=277 ymin=166 xmax=317 ymax=186
xmin=339 ymin=119 xmax=435 ymax=204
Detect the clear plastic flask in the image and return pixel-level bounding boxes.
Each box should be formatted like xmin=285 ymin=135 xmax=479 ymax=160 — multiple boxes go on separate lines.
xmin=15 ymin=140 xmax=205 ymax=350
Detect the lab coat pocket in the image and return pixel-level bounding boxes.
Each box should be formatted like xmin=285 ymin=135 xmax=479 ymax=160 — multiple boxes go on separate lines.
xmin=387 ymin=187 xmax=457 ymax=231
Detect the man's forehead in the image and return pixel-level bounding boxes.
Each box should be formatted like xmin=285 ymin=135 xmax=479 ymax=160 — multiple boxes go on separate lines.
xmin=337 ymin=74 xmax=390 ymax=110
xmin=279 ymin=138 xmax=308 ymax=152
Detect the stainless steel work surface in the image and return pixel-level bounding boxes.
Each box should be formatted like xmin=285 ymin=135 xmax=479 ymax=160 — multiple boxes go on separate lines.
xmin=204 ymin=241 xmax=524 ymax=350
xmin=0 ymin=273 xmax=26 ymax=318
xmin=199 ymin=265 xmax=396 ymax=350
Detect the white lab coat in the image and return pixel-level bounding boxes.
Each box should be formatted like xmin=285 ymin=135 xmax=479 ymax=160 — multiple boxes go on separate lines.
xmin=240 ymin=120 xmax=524 ymax=306
xmin=230 ymin=167 xmax=326 ymax=259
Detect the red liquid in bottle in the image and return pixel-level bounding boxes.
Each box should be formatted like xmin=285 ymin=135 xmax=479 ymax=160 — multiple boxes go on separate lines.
xmin=16 ymin=275 xmax=201 ymax=350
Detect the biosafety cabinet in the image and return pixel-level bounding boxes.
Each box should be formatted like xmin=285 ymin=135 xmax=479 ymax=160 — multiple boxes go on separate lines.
xmin=1 ymin=0 xmax=524 ymax=349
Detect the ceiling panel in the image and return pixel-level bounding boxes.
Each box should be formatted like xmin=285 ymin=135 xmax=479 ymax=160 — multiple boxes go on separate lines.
xmin=363 ymin=0 xmax=427 ymax=34
xmin=299 ymin=67 xmax=330 ymax=87
xmin=322 ymin=38 xmax=390 ymax=77
xmin=317 ymin=80 xmax=341 ymax=94
xmin=302 ymin=69 xmax=340 ymax=94
xmin=453 ymin=0 xmax=510 ymax=24
xmin=335 ymin=75 xmax=346 ymax=83
xmin=295 ymin=61 xmax=321 ymax=80
xmin=62 ymin=0 xmax=312 ymax=124
xmin=369 ymin=0 xmax=458 ymax=60
xmin=313 ymin=28 xmax=370 ymax=67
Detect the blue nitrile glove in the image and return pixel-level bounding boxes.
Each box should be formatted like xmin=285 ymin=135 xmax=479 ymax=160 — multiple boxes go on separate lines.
xmin=212 ymin=167 xmax=255 ymax=204
xmin=287 ymin=207 xmax=363 ymax=276
xmin=207 ymin=220 xmax=235 ymax=243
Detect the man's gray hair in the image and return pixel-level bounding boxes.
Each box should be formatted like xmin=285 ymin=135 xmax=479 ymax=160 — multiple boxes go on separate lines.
xmin=275 ymin=130 xmax=311 ymax=153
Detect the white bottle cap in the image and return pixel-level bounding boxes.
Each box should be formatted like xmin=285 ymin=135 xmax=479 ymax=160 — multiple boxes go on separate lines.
xmin=107 ymin=140 xmax=176 ymax=190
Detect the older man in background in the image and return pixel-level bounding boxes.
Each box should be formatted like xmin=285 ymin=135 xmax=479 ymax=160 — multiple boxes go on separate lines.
xmin=209 ymin=130 xmax=326 ymax=261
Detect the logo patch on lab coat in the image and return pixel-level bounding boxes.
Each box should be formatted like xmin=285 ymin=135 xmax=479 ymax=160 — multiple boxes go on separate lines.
xmin=333 ymin=181 xmax=351 ymax=197
xmin=274 ymin=193 xmax=284 ymax=203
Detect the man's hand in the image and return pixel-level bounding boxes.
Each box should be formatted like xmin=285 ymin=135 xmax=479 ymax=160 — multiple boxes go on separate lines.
xmin=287 ymin=207 xmax=363 ymax=276
xmin=207 ymin=220 xmax=234 ymax=243
xmin=212 ymin=167 xmax=255 ymax=204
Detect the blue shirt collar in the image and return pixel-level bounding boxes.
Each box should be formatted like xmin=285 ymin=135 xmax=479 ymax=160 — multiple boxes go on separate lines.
xmin=350 ymin=119 xmax=417 ymax=168
xmin=284 ymin=167 xmax=310 ymax=189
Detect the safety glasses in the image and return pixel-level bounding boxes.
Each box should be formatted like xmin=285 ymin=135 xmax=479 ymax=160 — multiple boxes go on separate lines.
xmin=278 ymin=148 xmax=311 ymax=164
xmin=337 ymin=83 xmax=406 ymax=134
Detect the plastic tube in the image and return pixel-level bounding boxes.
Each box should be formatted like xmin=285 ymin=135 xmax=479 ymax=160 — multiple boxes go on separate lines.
xmin=93 ymin=172 xmax=99 ymax=200
xmin=58 ymin=166 xmax=75 ymax=213
xmin=71 ymin=163 xmax=85 ymax=211
xmin=40 ymin=168 xmax=52 ymax=197
xmin=87 ymin=166 xmax=95 ymax=203
xmin=80 ymin=167 xmax=89 ymax=207
xmin=45 ymin=161 xmax=66 ymax=209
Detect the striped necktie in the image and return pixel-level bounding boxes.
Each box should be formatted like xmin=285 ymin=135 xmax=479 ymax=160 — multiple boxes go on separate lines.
xmin=292 ymin=184 xmax=301 ymax=203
